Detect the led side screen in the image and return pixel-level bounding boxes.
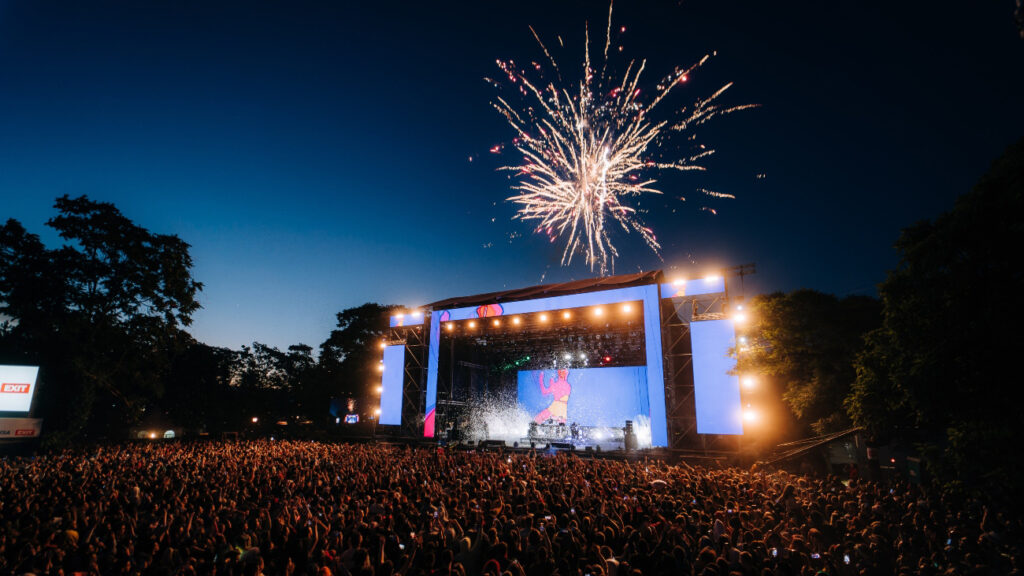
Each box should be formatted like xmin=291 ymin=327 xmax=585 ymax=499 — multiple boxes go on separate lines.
xmin=690 ymin=320 xmax=743 ymax=435
xmin=517 ymin=367 xmax=650 ymax=428
xmin=0 ymin=365 xmax=40 ymax=413
xmin=378 ymin=345 xmax=404 ymax=426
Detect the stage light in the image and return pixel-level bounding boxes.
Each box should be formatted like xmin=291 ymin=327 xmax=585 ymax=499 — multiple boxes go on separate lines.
xmin=736 ymin=304 xmax=744 ymax=311
xmin=563 ymin=353 xmax=572 ymax=360
xmin=622 ymin=304 xmax=632 ymax=313
xmin=742 ymin=376 xmax=756 ymax=389
xmin=743 ymin=410 xmax=758 ymax=422
xmin=603 ymin=356 xmax=612 ymax=363
xmin=512 ymin=316 xmax=521 ymax=325
xmin=594 ymin=307 xmax=604 ymax=316
xmin=374 ymin=408 xmax=381 ymax=416
xmin=379 ymin=341 xmax=387 ymax=349
xmin=562 ymin=311 xmax=571 ymax=319
xmin=739 ymin=336 xmax=748 ymax=344
xmin=375 ymin=385 xmax=383 ymax=394
xmin=539 ymin=313 xmax=549 ymax=322
xmin=704 ymin=274 xmax=720 ymax=282
xmin=672 ymin=278 xmax=687 ymax=286
xmin=411 ymin=310 xmax=422 ymax=318
xmin=579 ymin=353 xmax=586 ymax=359
xmin=446 ymin=323 xmax=453 ymax=331
xmin=468 ymin=320 xmax=477 ymax=328
xmin=149 ymin=432 xmax=157 ymax=439
xmin=492 ymin=319 xmax=500 ymax=327
xmin=733 ymin=312 xmax=747 ymax=324
xmin=252 ymin=416 xmax=259 ymax=424
xmin=377 ymin=362 xmax=384 ymax=371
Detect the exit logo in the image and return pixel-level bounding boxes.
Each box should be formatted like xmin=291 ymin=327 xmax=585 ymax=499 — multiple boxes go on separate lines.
xmin=1 ymin=383 xmax=31 ymax=394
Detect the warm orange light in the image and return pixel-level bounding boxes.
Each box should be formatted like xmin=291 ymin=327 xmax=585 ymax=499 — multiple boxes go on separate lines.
xmin=468 ymin=321 xmax=477 ymax=328
xmin=593 ymin=307 xmax=604 ymax=316
xmin=539 ymin=313 xmax=549 ymax=322
xmin=374 ymin=408 xmax=381 ymax=416
xmin=379 ymin=341 xmax=387 ymax=349
xmin=742 ymin=376 xmax=756 ymax=389
xmin=562 ymin=311 xmax=571 ymax=319
xmin=733 ymin=312 xmax=747 ymax=324
xmin=512 ymin=316 xmax=521 ymax=325
xmin=622 ymin=304 xmax=632 ymax=313
xmin=375 ymin=385 xmax=383 ymax=394
xmin=492 ymin=319 xmax=500 ymax=327
xmin=446 ymin=323 xmax=453 ymax=331
xmin=743 ymin=410 xmax=759 ymax=423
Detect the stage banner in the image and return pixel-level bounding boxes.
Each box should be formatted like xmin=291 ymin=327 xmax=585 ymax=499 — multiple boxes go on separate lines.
xmin=0 ymin=417 xmax=43 ymax=439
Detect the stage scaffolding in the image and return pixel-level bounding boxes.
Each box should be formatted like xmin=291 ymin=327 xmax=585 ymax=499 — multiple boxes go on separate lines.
xmin=387 ymin=323 xmax=428 ymax=438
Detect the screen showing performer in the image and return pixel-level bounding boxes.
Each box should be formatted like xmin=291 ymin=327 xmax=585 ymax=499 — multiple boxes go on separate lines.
xmin=517 ymin=366 xmax=649 ymax=429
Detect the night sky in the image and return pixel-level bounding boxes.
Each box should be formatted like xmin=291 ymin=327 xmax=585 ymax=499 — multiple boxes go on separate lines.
xmin=2 ymin=1 xmax=1022 ymax=350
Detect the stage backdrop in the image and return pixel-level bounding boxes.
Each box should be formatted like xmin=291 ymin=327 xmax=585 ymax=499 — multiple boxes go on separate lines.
xmin=517 ymin=366 xmax=650 ymax=429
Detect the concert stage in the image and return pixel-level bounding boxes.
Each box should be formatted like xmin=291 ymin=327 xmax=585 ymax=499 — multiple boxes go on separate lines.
xmin=377 ymin=270 xmax=748 ymax=452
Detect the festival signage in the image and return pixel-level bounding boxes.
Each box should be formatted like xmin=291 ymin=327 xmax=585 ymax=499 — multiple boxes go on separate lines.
xmin=0 ymin=417 xmax=43 ymax=438
xmin=0 ymin=365 xmax=39 ymax=413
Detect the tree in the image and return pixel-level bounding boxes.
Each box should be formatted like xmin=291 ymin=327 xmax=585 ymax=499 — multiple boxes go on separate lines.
xmin=319 ymin=303 xmax=399 ymax=402
xmin=737 ymin=290 xmax=880 ymax=436
xmin=0 ymin=195 xmax=202 ymax=442
xmin=848 ymin=137 xmax=1024 ymax=494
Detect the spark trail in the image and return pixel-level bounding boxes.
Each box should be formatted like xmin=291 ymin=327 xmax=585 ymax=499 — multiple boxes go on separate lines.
xmin=489 ymin=3 xmax=754 ymax=275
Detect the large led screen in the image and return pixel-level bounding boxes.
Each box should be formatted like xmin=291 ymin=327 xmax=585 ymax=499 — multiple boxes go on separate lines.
xmin=0 ymin=365 xmax=39 ymax=413
xmin=378 ymin=345 xmax=404 ymax=426
xmin=517 ymin=366 xmax=650 ymax=429
xmin=690 ymin=319 xmax=743 ymax=434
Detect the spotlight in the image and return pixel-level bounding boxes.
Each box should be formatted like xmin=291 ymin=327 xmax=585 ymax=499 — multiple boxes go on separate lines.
xmin=539 ymin=313 xmax=549 ymax=322
xmin=251 ymin=417 xmax=259 ymax=424
xmin=704 ymin=274 xmax=720 ymax=282
xmin=492 ymin=319 xmax=500 ymax=327
xmin=603 ymin=356 xmax=612 ymax=363
xmin=733 ymin=312 xmax=747 ymax=324
xmin=512 ymin=316 xmax=521 ymax=325
xmin=379 ymin=341 xmax=387 ymax=349
xmin=743 ymin=410 xmax=758 ymax=423
xmin=622 ymin=304 xmax=632 ymax=313
xmin=579 ymin=353 xmax=586 ymax=360
xmin=739 ymin=336 xmax=748 ymax=344
xmin=736 ymin=304 xmax=744 ymax=311
xmin=672 ymin=278 xmax=687 ymax=286
xmin=411 ymin=310 xmax=422 ymax=318
xmin=374 ymin=408 xmax=381 ymax=416
xmin=375 ymin=385 xmax=383 ymax=394
xmin=562 ymin=311 xmax=571 ymax=319
xmin=468 ymin=321 xmax=477 ymax=328
xmin=742 ymin=376 xmax=756 ymax=389
xmin=446 ymin=323 xmax=454 ymax=331
xmin=594 ymin=307 xmax=604 ymax=316
xmin=376 ymin=363 xmax=384 ymax=371
xmin=563 ymin=353 xmax=572 ymax=360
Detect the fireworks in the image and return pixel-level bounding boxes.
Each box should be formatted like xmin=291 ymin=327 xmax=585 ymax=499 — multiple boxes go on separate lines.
xmin=489 ymin=3 xmax=754 ymax=275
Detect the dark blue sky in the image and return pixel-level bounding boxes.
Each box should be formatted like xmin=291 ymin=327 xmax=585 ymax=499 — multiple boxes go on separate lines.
xmin=2 ymin=1 xmax=1022 ymax=350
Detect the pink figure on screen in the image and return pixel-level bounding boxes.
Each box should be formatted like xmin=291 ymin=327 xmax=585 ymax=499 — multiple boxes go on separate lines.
xmin=533 ymin=369 xmax=571 ymax=424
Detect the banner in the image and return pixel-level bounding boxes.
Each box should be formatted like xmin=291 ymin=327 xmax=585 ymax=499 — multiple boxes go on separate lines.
xmin=0 ymin=417 xmax=43 ymax=438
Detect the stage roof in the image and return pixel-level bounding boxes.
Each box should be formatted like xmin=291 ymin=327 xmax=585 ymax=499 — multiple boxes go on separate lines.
xmin=427 ymin=270 xmax=665 ymax=311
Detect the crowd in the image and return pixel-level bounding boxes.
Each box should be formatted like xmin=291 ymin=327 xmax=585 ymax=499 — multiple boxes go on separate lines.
xmin=0 ymin=440 xmax=1020 ymax=575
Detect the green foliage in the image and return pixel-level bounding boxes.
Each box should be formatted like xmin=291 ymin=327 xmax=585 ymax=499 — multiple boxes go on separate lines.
xmin=849 ymin=137 xmax=1024 ymax=494
xmin=0 ymin=196 xmax=201 ymax=443
xmin=738 ymin=290 xmax=880 ymax=435
xmin=319 ymin=303 xmax=399 ymax=400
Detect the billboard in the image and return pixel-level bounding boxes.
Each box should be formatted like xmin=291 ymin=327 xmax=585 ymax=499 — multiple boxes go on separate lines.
xmin=0 ymin=365 xmax=40 ymax=413
xmin=0 ymin=417 xmax=43 ymax=438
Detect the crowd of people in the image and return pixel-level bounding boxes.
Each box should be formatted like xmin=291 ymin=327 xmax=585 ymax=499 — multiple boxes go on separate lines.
xmin=0 ymin=440 xmax=1019 ymax=575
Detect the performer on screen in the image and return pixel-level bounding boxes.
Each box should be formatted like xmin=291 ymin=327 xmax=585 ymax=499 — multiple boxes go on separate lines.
xmin=533 ymin=369 xmax=571 ymax=424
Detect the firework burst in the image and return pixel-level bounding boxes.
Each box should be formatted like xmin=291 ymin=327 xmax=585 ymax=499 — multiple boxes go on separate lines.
xmin=489 ymin=3 xmax=754 ymax=276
